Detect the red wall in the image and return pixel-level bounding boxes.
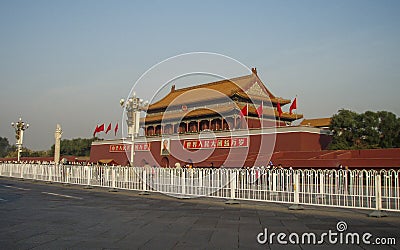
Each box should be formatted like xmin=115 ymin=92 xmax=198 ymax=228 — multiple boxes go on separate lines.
xmin=90 ymin=131 xmax=331 ymax=167
xmin=271 ymin=148 xmax=400 ymax=169
xmin=90 ymin=144 xmax=130 ymax=166
xmin=90 ymin=133 xmax=400 ymax=169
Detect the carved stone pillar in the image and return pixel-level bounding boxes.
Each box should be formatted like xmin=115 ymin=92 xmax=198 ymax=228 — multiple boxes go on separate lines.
xmin=54 ymin=124 xmax=62 ymax=164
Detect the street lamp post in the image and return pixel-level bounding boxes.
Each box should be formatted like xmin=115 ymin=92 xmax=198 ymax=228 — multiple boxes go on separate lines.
xmin=11 ymin=118 xmax=29 ymax=162
xmin=120 ymin=92 xmax=148 ymax=166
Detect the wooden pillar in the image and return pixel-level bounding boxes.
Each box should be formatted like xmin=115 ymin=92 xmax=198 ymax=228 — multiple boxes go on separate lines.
xmin=165 ymin=124 xmax=169 ymax=134
xmin=221 ymin=117 xmax=224 ymax=130
xmin=186 ymin=122 xmax=189 ymax=133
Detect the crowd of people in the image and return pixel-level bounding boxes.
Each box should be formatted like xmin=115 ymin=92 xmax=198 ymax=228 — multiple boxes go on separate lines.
xmin=0 ymin=160 xmax=94 ymax=166
xmin=1 ymin=160 xmax=353 ymax=171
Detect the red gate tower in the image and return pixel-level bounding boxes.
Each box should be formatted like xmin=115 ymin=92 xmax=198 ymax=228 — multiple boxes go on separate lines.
xmin=90 ymin=68 xmax=331 ymax=167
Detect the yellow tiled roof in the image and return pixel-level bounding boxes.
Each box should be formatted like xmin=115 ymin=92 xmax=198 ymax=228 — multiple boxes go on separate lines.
xmin=300 ymin=118 xmax=331 ymax=127
xmin=147 ymin=72 xmax=290 ymax=111
xmin=142 ymin=102 xmax=302 ymax=124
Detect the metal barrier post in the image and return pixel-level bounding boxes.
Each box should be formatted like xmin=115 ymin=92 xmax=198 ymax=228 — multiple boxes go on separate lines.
xmin=47 ymin=165 xmax=53 ymax=183
xmin=84 ymin=166 xmax=93 ymax=189
xmin=108 ymin=167 xmax=117 ymax=192
xmin=316 ymin=172 xmax=325 ymax=200
xmin=139 ymin=169 xmax=149 ymax=195
xmin=64 ymin=166 xmax=70 ymax=185
xmin=20 ymin=164 xmax=24 ymax=179
xmin=143 ymin=169 xmax=147 ymax=190
xmin=199 ymin=170 xmax=203 ymax=194
xmin=124 ymin=167 xmax=128 ymax=187
xmin=270 ymin=172 xmax=278 ymax=197
xmin=33 ymin=165 xmax=37 ymax=181
xmin=289 ymin=172 xmax=304 ymax=210
xmin=369 ymin=174 xmax=388 ymax=217
xmin=181 ymin=170 xmax=186 ymax=195
xmin=226 ymin=170 xmax=239 ymax=204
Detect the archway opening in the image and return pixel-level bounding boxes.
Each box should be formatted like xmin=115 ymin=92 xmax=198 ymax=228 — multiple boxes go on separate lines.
xmin=161 ymin=157 xmax=169 ymax=168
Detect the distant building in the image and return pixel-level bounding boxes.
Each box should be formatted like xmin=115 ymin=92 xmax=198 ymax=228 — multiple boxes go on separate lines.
xmin=300 ymin=118 xmax=331 ymax=130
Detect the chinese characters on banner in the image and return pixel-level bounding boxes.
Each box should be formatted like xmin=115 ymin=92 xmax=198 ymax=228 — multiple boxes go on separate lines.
xmin=134 ymin=143 xmax=151 ymax=151
xmin=183 ymin=137 xmax=248 ymax=149
xmin=109 ymin=143 xmax=151 ymax=152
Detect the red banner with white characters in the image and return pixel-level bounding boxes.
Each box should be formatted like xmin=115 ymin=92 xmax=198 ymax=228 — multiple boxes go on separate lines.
xmin=109 ymin=143 xmax=150 ymax=152
xmin=109 ymin=144 xmax=130 ymax=152
xmin=183 ymin=137 xmax=248 ymax=149
xmin=134 ymin=143 xmax=151 ymax=151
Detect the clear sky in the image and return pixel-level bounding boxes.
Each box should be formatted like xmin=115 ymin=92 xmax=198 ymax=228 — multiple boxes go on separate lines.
xmin=1 ymin=0 xmax=399 ymax=150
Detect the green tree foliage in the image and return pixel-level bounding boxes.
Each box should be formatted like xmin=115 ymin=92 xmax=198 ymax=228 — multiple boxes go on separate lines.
xmin=2 ymin=145 xmax=49 ymax=158
xmin=1 ymin=136 xmax=98 ymax=158
xmin=50 ymin=137 xmax=99 ymax=156
xmin=329 ymin=109 xmax=400 ymax=149
xmin=356 ymin=111 xmax=380 ymax=148
xmin=329 ymin=110 xmax=358 ymax=149
xmin=377 ymin=111 xmax=399 ymax=148
xmin=21 ymin=149 xmax=51 ymax=157
xmin=0 ymin=137 xmax=14 ymax=157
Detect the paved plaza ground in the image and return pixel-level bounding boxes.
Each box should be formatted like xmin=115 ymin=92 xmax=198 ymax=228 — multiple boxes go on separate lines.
xmin=0 ymin=177 xmax=399 ymax=249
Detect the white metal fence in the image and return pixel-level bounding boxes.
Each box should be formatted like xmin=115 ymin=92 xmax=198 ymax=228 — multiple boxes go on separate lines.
xmin=0 ymin=163 xmax=399 ymax=213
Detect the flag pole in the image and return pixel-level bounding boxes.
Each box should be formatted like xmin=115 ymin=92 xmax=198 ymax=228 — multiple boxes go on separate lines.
xmin=295 ymin=95 xmax=298 ymax=121
xmin=246 ymin=103 xmax=249 ymax=128
xmin=278 ymin=98 xmax=280 ymax=128
xmin=261 ymin=101 xmax=263 ymax=128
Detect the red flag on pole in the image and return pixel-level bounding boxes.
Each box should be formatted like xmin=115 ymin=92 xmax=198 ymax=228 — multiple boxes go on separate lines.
xmin=93 ymin=125 xmax=99 ymax=137
xmin=277 ymin=102 xmax=283 ymax=118
xmin=114 ymin=123 xmax=119 ymax=136
xmin=97 ymin=124 xmax=105 ymax=133
xmin=289 ymin=98 xmax=297 ymax=115
xmin=240 ymin=104 xmax=248 ymax=118
xmin=105 ymin=123 xmax=112 ymax=134
xmin=256 ymin=101 xmax=263 ymax=118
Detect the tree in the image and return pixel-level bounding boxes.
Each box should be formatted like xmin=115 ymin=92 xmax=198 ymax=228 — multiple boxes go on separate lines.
xmin=329 ymin=109 xmax=400 ymax=150
xmin=49 ymin=137 xmax=99 ymax=156
xmin=0 ymin=137 xmax=17 ymax=157
xmin=1 ymin=136 xmax=100 ymax=159
xmin=0 ymin=137 xmax=12 ymax=157
xmin=397 ymin=118 xmax=400 ymax=147
xmin=377 ymin=111 xmax=400 ymax=148
xmin=22 ymin=149 xmax=51 ymax=157
xmin=355 ymin=111 xmax=380 ymax=149
xmin=329 ymin=109 xmax=359 ymax=149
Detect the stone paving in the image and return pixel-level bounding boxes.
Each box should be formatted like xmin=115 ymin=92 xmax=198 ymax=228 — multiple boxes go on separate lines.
xmin=0 ymin=177 xmax=399 ymax=249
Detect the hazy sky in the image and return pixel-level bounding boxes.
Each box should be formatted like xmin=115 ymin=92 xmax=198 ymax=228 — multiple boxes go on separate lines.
xmin=1 ymin=0 xmax=399 ymax=150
